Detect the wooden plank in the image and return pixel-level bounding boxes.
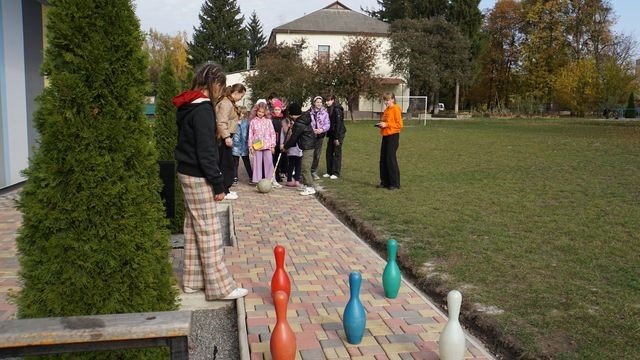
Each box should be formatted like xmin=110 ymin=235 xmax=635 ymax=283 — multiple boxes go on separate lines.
xmin=0 ymin=311 xmax=191 ymax=348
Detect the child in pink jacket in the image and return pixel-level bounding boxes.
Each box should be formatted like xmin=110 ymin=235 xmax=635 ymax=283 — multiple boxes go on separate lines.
xmin=248 ymin=102 xmax=277 ymax=184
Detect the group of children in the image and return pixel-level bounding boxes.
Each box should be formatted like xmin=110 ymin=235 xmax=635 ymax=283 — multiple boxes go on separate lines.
xmin=231 ymin=96 xmax=307 ymax=193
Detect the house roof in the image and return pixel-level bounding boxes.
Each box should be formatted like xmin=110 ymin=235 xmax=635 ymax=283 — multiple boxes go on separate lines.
xmin=268 ymin=1 xmax=389 ymax=44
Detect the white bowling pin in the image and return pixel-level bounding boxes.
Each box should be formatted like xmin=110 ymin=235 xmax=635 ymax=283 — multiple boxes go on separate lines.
xmin=439 ymin=290 xmax=466 ymax=360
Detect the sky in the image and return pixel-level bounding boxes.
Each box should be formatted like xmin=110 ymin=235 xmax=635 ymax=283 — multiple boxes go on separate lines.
xmin=134 ymin=0 xmax=640 ymax=43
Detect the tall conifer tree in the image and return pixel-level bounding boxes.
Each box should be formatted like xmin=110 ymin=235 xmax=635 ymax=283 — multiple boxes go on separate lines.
xmin=246 ymin=11 xmax=266 ymax=68
xmin=16 ymin=3 xmax=177 ymax=357
xmin=189 ymin=0 xmax=248 ymax=71
xmin=154 ymin=59 xmax=184 ymax=233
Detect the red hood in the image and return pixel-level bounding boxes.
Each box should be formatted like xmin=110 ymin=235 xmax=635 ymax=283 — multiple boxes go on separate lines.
xmin=172 ymin=90 xmax=208 ymax=108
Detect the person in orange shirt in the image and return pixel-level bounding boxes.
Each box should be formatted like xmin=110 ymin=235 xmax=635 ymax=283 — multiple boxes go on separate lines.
xmin=376 ymin=92 xmax=403 ymax=190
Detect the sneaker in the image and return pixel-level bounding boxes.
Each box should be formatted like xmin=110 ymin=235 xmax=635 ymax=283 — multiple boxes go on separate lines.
xmin=322 ymin=173 xmax=330 ymax=178
xmin=300 ymin=186 xmax=316 ymax=196
xmin=221 ymin=287 xmax=249 ymax=300
xmin=183 ymin=286 xmax=201 ymax=294
xmin=224 ymin=192 xmax=239 ymax=200
xmin=312 ymin=172 xmax=320 ymax=180
xmin=272 ymin=181 xmax=283 ymax=189
xmin=330 ymin=175 xmax=339 ymax=180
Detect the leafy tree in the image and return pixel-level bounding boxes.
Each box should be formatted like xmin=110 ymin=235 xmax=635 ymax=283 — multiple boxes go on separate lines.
xmin=143 ymin=28 xmax=190 ymax=94
xmin=366 ymin=0 xmax=449 ymax=22
xmin=624 ymin=92 xmax=636 ymax=118
xmin=314 ymin=37 xmax=383 ymax=120
xmin=246 ymin=11 xmax=266 ymax=68
xmin=447 ymin=0 xmax=483 ymax=55
xmin=16 ymin=1 xmax=177 ymax=359
xmin=554 ymin=58 xmax=599 ymax=116
xmin=472 ymin=0 xmax=522 ymax=109
xmin=154 ymin=59 xmax=184 ymax=233
xmin=387 ymin=17 xmax=471 ymax=113
xmin=519 ymin=0 xmax=571 ymax=108
xmin=244 ymin=40 xmax=314 ymax=105
xmin=189 ymin=0 xmax=248 ymax=71
xmin=566 ymin=0 xmax=614 ymax=63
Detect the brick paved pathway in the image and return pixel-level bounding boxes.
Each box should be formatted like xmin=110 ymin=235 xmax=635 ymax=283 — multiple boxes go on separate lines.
xmin=0 ymin=183 xmax=495 ymax=359
xmin=225 ymin=181 xmax=494 ymax=360
xmin=0 ymin=189 xmax=20 ymax=321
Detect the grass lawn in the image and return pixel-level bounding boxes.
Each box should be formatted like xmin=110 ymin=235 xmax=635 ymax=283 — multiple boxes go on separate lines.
xmin=318 ymin=118 xmax=640 ymax=359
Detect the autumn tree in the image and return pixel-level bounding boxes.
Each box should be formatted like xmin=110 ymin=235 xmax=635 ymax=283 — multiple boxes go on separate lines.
xmin=472 ymin=0 xmax=522 ymax=109
xmin=519 ymin=0 xmax=571 ymax=109
xmin=143 ymin=28 xmax=190 ymax=94
xmin=554 ymin=59 xmax=599 ymax=116
xmin=244 ymin=40 xmax=314 ymax=105
xmin=17 ymin=2 xmax=177 ymax=359
xmin=388 ymin=17 xmax=471 ymax=113
xmin=189 ymin=0 xmax=248 ymax=71
xmin=246 ymin=11 xmax=266 ymax=68
xmin=314 ymin=37 xmax=383 ymax=120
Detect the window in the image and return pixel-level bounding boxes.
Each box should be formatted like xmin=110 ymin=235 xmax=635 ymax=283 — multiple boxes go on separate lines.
xmin=318 ymin=45 xmax=330 ymax=63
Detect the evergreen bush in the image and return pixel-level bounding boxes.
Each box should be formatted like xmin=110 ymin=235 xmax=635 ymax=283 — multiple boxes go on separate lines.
xmin=16 ymin=0 xmax=177 ymax=357
xmin=624 ymin=92 xmax=636 ymax=118
xmin=154 ymin=59 xmax=184 ymax=233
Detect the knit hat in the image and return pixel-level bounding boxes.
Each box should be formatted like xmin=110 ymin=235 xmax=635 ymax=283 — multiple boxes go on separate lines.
xmin=256 ymin=98 xmax=267 ymax=105
xmin=313 ymin=96 xmax=323 ymax=103
xmin=272 ymin=99 xmax=284 ymax=110
xmin=287 ymin=102 xmax=302 ymax=116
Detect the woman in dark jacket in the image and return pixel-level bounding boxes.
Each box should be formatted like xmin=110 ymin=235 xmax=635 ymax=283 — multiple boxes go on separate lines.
xmin=283 ymin=103 xmax=316 ymax=196
xmin=324 ymin=94 xmax=346 ymax=179
xmin=173 ymin=63 xmax=248 ymax=301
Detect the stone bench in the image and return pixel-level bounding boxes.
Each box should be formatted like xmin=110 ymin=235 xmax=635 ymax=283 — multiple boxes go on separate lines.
xmin=0 ymin=310 xmax=191 ymax=359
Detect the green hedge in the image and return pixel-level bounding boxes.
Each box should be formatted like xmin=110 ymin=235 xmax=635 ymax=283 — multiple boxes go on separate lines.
xmin=17 ymin=1 xmax=177 ymax=358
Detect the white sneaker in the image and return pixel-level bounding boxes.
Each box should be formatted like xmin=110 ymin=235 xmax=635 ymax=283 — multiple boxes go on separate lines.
xmin=224 ymin=192 xmax=238 ymax=200
xmin=300 ymin=186 xmax=316 ymax=196
xmin=272 ymin=181 xmax=283 ymax=189
xmin=183 ymin=286 xmax=201 ymax=293
xmin=221 ymin=287 xmax=249 ymax=300
xmin=330 ymin=175 xmax=339 ymax=179
xmin=312 ymin=173 xmax=320 ymax=180
xmin=322 ymin=173 xmax=330 ymax=178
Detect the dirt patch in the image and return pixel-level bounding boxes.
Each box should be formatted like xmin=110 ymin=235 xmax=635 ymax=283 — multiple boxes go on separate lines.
xmin=316 ymin=190 xmax=548 ymax=360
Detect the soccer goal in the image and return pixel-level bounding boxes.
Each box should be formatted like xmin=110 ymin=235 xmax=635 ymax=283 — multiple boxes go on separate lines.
xmin=395 ymin=96 xmax=429 ymax=126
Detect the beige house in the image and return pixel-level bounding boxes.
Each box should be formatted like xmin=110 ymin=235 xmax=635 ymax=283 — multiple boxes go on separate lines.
xmin=231 ymin=1 xmax=409 ymax=116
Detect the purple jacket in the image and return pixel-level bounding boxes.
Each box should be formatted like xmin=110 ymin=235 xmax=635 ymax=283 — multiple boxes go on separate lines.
xmin=310 ymin=107 xmax=330 ymax=135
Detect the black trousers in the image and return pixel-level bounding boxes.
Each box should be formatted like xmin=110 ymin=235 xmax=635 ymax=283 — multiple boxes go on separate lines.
xmin=218 ymin=143 xmax=235 ymax=193
xmin=325 ymin=138 xmax=343 ymax=176
xmin=233 ymin=155 xmax=252 ymax=180
xmin=310 ymin=136 xmax=325 ymax=174
xmin=379 ymin=133 xmax=400 ymax=188
xmin=287 ymin=156 xmax=302 ymax=182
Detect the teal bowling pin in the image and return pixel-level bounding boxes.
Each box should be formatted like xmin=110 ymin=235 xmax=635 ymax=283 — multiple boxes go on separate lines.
xmin=382 ymin=239 xmax=401 ymax=298
xmin=343 ymin=271 xmax=366 ymax=344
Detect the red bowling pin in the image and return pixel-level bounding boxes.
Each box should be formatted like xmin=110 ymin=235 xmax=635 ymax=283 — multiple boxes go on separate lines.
xmin=270 ymin=290 xmax=296 ymax=360
xmin=271 ymin=245 xmax=291 ymax=299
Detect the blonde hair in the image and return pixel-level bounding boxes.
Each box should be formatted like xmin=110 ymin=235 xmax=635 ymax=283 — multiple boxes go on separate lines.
xmin=238 ymin=106 xmax=248 ymax=118
xmin=382 ymin=92 xmax=396 ymax=102
xmin=250 ymin=102 xmax=271 ymax=120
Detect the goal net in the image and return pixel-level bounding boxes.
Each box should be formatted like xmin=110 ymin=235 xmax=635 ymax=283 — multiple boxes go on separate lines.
xmin=395 ymin=96 xmax=429 ymax=125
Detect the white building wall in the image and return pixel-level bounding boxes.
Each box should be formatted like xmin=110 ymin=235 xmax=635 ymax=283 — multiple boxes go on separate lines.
xmin=274 ymin=33 xmax=395 ymax=79
xmin=0 ymin=1 xmax=30 ymax=188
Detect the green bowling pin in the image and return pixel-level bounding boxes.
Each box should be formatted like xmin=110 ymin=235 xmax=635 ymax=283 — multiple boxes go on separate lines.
xmin=382 ymin=239 xmax=401 ymax=298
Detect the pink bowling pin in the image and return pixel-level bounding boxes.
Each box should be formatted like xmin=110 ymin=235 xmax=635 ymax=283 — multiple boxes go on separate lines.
xmin=271 ymin=245 xmax=291 ymax=299
xmin=270 ymin=290 xmax=296 ymax=360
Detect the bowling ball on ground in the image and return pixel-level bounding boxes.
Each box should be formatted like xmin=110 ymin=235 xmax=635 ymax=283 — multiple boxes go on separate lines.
xmin=256 ymin=179 xmax=272 ymax=193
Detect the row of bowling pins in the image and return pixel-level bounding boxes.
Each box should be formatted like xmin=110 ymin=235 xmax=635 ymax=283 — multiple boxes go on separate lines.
xmin=268 ymin=242 xmax=467 ymax=360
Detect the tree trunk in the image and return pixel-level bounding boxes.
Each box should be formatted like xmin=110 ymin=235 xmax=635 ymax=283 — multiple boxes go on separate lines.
xmin=455 ymin=81 xmax=460 ymax=114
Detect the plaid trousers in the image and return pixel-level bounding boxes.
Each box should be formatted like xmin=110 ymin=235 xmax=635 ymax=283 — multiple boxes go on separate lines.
xmin=178 ymin=173 xmax=236 ymax=300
